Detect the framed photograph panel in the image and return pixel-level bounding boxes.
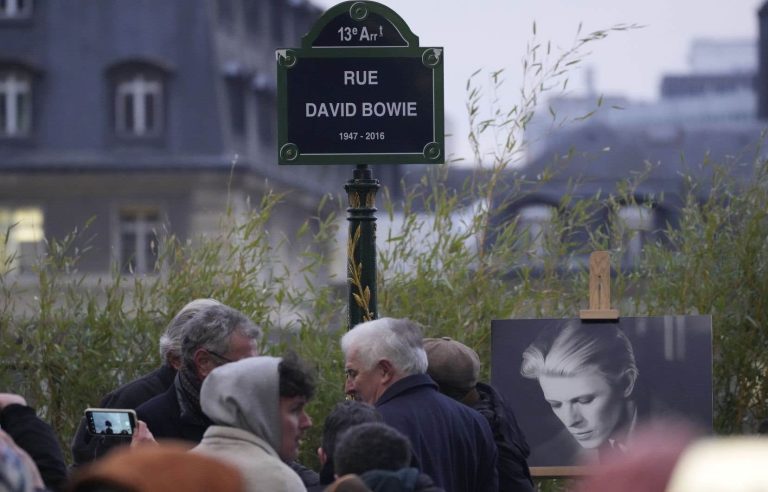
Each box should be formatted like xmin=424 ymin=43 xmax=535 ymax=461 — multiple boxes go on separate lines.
xmin=491 ymin=316 xmax=712 ymax=474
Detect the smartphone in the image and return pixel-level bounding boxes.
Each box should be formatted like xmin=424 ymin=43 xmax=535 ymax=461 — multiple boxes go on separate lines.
xmin=84 ymin=408 xmax=137 ymax=437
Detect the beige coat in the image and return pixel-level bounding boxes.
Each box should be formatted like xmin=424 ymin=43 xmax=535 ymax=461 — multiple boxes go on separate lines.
xmin=193 ymin=425 xmax=305 ymax=492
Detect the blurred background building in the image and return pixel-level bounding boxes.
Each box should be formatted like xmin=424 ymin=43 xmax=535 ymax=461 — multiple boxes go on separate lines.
xmin=501 ymin=12 xmax=768 ymax=270
xmin=0 ymin=0 xmax=403 ymax=283
xmin=3 ymin=0 xmax=768 ymax=286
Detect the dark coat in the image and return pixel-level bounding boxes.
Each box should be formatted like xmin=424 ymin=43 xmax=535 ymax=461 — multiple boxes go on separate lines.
xmin=135 ymin=382 xmax=209 ymax=443
xmin=71 ymin=364 xmax=176 ymax=466
xmin=1 ymin=403 xmax=68 ymax=492
xmin=361 ymin=468 xmax=445 ymax=492
xmin=375 ymin=374 xmax=498 ymax=492
xmin=472 ymin=383 xmax=534 ymax=492
xmin=290 ymin=461 xmax=320 ymax=489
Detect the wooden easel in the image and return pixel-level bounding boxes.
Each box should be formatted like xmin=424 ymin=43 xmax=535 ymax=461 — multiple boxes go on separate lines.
xmin=532 ymin=251 xmax=619 ymax=479
xmin=579 ymin=251 xmax=619 ymax=320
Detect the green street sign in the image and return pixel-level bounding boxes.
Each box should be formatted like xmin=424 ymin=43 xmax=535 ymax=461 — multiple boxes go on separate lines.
xmin=276 ymin=1 xmax=444 ymax=165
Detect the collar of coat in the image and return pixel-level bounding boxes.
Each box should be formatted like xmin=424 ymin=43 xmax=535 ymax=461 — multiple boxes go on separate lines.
xmin=375 ymin=373 xmax=439 ymax=407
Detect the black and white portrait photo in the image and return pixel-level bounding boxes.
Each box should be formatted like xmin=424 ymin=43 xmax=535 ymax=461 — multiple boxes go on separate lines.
xmin=491 ymin=316 xmax=712 ymax=469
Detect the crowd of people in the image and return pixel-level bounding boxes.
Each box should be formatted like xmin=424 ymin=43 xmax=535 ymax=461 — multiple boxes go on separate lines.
xmin=2 ymin=299 xmax=767 ymax=492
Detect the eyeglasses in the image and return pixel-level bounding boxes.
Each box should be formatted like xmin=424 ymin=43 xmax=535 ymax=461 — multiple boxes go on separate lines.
xmin=207 ymin=349 xmax=234 ymax=364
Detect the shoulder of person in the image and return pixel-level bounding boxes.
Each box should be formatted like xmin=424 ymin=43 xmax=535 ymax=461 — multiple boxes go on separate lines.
xmin=107 ymin=367 xmax=173 ymax=408
xmin=136 ymin=385 xmax=176 ymax=411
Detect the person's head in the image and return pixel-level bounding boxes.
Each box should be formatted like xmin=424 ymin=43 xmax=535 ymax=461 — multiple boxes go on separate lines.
xmin=340 ymin=318 xmax=428 ymax=404
xmin=318 ymin=401 xmax=383 ymax=475
xmin=334 ymin=423 xmax=412 ymax=477
xmin=520 ymin=321 xmax=638 ymax=449
xmin=159 ymin=298 xmax=222 ymax=369
xmin=200 ymin=352 xmax=315 ymax=463
xmin=181 ymin=303 xmax=261 ymax=381
xmin=67 ymin=443 xmax=245 ymax=492
xmin=278 ymin=351 xmax=316 ymax=462
xmin=423 ymin=336 xmax=481 ymax=401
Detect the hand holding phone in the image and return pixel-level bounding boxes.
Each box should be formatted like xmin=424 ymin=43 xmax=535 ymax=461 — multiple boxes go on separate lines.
xmin=84 ymin=408 xmax=137 ymax=437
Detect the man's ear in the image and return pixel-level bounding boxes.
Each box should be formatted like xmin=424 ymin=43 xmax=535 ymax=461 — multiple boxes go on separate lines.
xmin=193 ymin=348 xmax=214 ymax=380
xmin=167 ymin=354 xmax=182 ymax=371
xmin=378 ymin=359 xmax=395 ymax=384
xmin=318 ymin=447 xmax=327 ymax=466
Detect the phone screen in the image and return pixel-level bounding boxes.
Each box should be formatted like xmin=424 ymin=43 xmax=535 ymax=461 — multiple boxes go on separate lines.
xmin=85 ymin=408 xmax=136 ymax=436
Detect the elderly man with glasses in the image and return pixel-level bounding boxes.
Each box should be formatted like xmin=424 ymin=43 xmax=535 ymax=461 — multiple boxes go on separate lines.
xmin=136 ymin=303 xmax=261 ymax=443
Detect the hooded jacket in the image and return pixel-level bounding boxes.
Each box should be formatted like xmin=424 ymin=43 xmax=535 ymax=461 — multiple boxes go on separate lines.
xmin=192 ymin=356 xmax=305 ymax=492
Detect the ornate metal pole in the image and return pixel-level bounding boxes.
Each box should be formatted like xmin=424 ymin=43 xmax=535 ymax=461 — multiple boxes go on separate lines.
xmin=345 ymin=164 xmax=380 ymax=329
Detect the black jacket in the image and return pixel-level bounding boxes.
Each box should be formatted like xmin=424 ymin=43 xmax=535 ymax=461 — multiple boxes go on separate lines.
xmin=135 ymin=380 xmax=209 ymax=443
xmin=71 ymin=364 xmax=176 ymax=465
xmin=361 ymin=468 xmax=445 ymax=492
xmin=471 ymin=383 xmax=534 ymax=492
xmin=1 ymin=404 xmax=68 ymax=492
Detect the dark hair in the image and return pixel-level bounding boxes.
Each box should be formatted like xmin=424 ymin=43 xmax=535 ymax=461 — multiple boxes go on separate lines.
xmin=278 ymin=351 xmax=316 ymax=400
xmin=181 ymin=304 xmax=261 ymax=372
xmin=159 ymin=298 xmax=221 ymax=362
xmin=758 ymin=418 xmax=768 ymax=435
xmin=334 ymin=423 xmax=412 ymax=476
xmin=322 ymin=401 xmax=383 ymax=457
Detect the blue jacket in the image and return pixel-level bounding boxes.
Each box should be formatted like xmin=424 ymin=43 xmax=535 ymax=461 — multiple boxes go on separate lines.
xmin=376 ymin=374 xmax=499 ymax=492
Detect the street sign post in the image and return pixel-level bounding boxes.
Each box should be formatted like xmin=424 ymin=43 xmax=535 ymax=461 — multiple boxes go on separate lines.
xmin=277 ymin=1 xmax=444 ymax=165
xmin=276 ymin=1 xmax=444 ymax=329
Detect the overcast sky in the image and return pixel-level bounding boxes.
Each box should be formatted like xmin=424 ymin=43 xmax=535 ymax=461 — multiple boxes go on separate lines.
xmin=309 ymin=0 xmax=765 ymax=161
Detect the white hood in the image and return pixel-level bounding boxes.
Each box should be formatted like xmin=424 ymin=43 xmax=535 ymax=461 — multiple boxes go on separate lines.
xmin=200 ymin=356 xmax=282 ymax=453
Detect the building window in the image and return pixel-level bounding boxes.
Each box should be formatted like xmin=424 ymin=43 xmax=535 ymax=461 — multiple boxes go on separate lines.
xmin=255 ymin=91 xmax=275 ymax=145
xmin=0 ymin=0 xmax=33 ymax=18
xmin=119 ymin=209 xmax=160 ymax=275
xmin=0 ymin=206 xmax=44 ymax=275
xmin=244 ymin=0 xmax=260 ymax=42
xmin=616 ymin=205 xmax=655 ymax=266
xmin=0 ymin=70 xmax=32 ymax=137
xmin=226 ymin=77 xmax=246 ymax=137
xmin=115 ymin=73 xmax=163 ymax=137
xmin=216 ymin=0 xmax=236 ymax=31
xmin=270 ymin=0 xmax=284 ymax=43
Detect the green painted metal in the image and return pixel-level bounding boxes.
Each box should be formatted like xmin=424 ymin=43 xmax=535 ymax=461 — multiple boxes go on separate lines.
xmin=276 ymin=1 xmax=445 ymax=165
xmin=276 ymin=1 xmax=445 ymax=329
xmin=345 ymin=164 xmax=380 ymax=328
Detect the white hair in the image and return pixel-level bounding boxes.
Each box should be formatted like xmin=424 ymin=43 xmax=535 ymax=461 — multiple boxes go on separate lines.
xmin=341 ymin=317 xmax=428 ymax=376
xmin=158 ymin=298 xmax=222 ymax=362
